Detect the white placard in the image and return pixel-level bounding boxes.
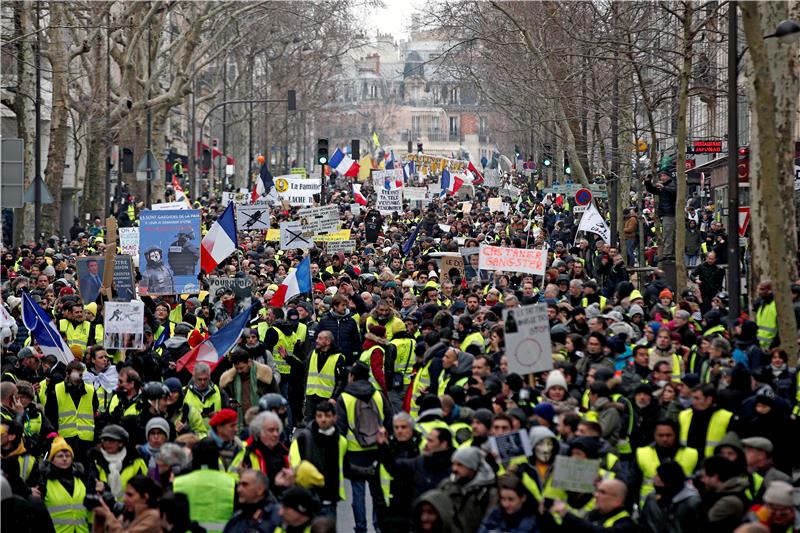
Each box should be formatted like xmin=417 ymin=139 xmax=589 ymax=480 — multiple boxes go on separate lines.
xmin=462 ymin=201 xmax=472 ymax=214
xmin=326 ymin=239 xmax=356 ymax=253
xmin=274 ymin=175 xmax=321 ymax=205
xmin=404 ymin=187 xmax=428 ymax=200
xmin=104 ymin=301 xmax=144 ymax=350
xmin=552 ymin=455 xmax=601 ymax=493
xmin=280 ymin=221 xmax=313 ymax=250
xmin=151 ymin=201 xmax=188 ymax=211
xmin=350 ymin=204 xmax=362 ymax=217
xmin=488 ymin=197 xmax=503 ymax=212
xmin=376 ymin=188 xmax=402 ymax=214
xmin=438 ymin=224 xmax=452 ymax=233
xmin=298 ymin=205 xmax=340 ymax=236
xmin=479 ymin=245 xmax=547 ymax=277
xmin=488 ymin=430 xmax=533 ymax=465
xmin=221 ymin=191 xmax=251 ymax=206
xmin=236 ymin=203 xmax=271 ymax=230
xmin=119 ymin=228 xmax=139 ymax=258
xmin=502 ymin=303 xmax=553 ymax=375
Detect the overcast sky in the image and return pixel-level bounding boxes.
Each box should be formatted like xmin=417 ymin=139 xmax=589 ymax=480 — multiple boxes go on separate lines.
xmin=366 ymin=0 xmax=427 ymax=41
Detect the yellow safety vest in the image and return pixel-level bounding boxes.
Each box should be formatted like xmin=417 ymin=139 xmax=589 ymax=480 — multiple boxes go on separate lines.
xmin=60 ymin=320 xmax=91 ymax=352
xmin=46 ymin=477 xmax=89 ymax=533
xmin=582 ymin=295 xmax=607 ymax=310
xmin=678 ymin=408 xmax=733 ymax=459
xmin=342 ymin=390 xmax=384 ymax=452
xmin=271 ymin=324 xmax=306 ymax=374
xmin=107 ymin=394 xmax=141 ymax=418
xmin=306 ymin=351 xmax=343 ymax=399
xmin=755 ymin=300 xmax=777 ymax=349
xmin=521 ymin=469 xmax=567 ymax=502
xmin=365 ymin=315 xmax=405 ymax=340
xmin=183 ymin=385 xmax=223 ymax=425
xmin=173 ymin=468 xmax=235 ymax=533
xmin=635 ymin=446 xmax=698 ymax=503
xmin=54 ymin=381 xmax=95 ymax=442
xmin=289 ymin=433 xmax=348 ymax=500
xmin=409 ymin=359 xmax=433 ymax=419
xmin=360 ymin=345 xmax=386 ymax=391
xmin=602 ymin=510 xmax=631 ymax=527
xmin=438 ymin=374 xmax=468 ymax=397
xmin=460 ymin=331 xmax=485 ymax=353
xmin=17 ymin=454 xmax=35 ymax=482
xmin=95 ymin=458 xmax=148 ymax=501
xmin=227 ymin=448 xmax=260 ymax=480
xmin=648 ymin=349 xmax=683 ymax=379
xmin=390 ymin=336 xmax=416 ymax=387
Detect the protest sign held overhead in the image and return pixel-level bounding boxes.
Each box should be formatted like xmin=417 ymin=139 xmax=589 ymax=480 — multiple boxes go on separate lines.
xmin=502 ymin=303 xmax=553 ymax=375
xmin=139 ymin=209 xmax=201 ymax=295
xmin=274 ymin=175 xmax=321 ymax=205
xmin=104 ymin=300 xmax=145 ymax=350
xmin=235 ymin=202 xmax=271 ymax=230
xmin=280 ymin=221 xmax=313 ymax=250
xmin=478 ymin=245 xmax=547 ymax=277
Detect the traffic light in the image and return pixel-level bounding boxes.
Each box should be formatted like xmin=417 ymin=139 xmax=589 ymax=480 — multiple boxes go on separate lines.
xmin=317 ymin=138 xmax=329 ymax=165
xmin=287 ymin=90 xmax=296 ymax=112
xmin=514 ymin=145 xmax=521 ymax=160
xmin=417 ymin=142 xmax=423 ymax=156
xmin=542 ymin=144 xmax=552 ymax=167
xmin=351 ymin=139 xmax=360 ymax=159
xmin=564 ymin=151 xmax=571 ymax=175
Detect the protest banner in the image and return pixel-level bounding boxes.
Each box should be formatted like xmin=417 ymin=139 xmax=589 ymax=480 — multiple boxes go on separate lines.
xmin=221 ymin=191 xmax=251 ymax=206
xmin=280 ymin=221 xmax=313 ymax=249
xmin=119 ymin=227 xmax=139 ymax=258
xmin=113 ymin=255 xmax=136 ymax=301
xmin=462 ymin=201 xmax=472 ymax=214
xmin=488 ymin=430 xmax=532 ymax=465
xmin=552 ymin=455 xmax=601 ymax=493
xmin=236 ymin=203 xmax=271 ymax=231
xmin=274 ymin=175 xmax=321 ymax=205
xmin=139 ymin=210 xmax=201 ymax=295
xmin=440 ymin=254 xmax=465 ymax=283
xmin=315 ymin=229 xmax=352 ymax=242
xmin=208 ymin=276 xmax=254 ymax=308
xmin=298 ymin=205 xmax=340 ymax=236
xmin=404 ymin=186 xmax=428 ymax=200
xmin=487 ymin=197 xmax=503 ymax=212
xmin=478 ymin=245 xmax=547 ymax=277
xmin=151 ymin=201 xmax=189 ymax=211
xmin=427 ymin=183 xmax=442 ymax=197
xmin=326 ymin=240 xmax=356 ymax=253
xmin=376 ymin=187 xmax=402 ymax=214
xmin=502 ymin=303 xmax=553 ymax=375
xmin=104 ymin=300 xmax=144 ymax=350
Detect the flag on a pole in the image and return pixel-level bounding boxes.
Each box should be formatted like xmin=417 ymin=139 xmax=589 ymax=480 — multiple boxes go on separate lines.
xmin=21 ymin=292 xmax=73 ymax=365
xmin=176 ymin=306 xmax=252 ymax=373
xmin=269 ymin=256 xmax=312 ymax=307
xmin=467 ymin=161 xmax=484 ymax=185
xmin=402 ymin=226 xmax=419 ymax=255
xmin=575 ymin=202 xmax=611 ymax=244
xmin=372 ymin=131 xmax=380 ymax=147
xmin=200 ymin=202 xmax=238 ymax=273
xmin=353 ymin=184 xmax=367 ymax=206
xmin=252 ymin=162 xmax=275 ymax=203
xmin=403 ymin=161 xmax=416 ymax=183
xmin=329 ymin=148 xmax=360 ymax=177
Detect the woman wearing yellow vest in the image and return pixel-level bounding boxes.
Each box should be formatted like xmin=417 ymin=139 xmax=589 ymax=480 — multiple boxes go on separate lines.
xmin=40 ymin=436 xmax=90 ymax=533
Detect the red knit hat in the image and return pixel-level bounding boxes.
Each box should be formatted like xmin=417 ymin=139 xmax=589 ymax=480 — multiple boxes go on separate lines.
xmin=59 ymin=286 xmax=75 ymax=296
xmin=208 ymin=408 xmax=238 ymax=427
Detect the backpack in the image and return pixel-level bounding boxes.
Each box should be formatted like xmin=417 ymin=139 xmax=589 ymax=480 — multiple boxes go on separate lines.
xmin=353 ymin=395 xmax=383 ymax=447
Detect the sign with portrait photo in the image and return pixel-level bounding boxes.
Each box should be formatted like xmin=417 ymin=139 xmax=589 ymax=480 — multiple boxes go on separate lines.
xmin=139 ymin=210 xmax=201 ymax=295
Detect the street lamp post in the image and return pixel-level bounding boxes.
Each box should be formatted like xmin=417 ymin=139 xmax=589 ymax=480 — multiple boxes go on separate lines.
xmin=727 ymin=1 xmax=741 ymax=325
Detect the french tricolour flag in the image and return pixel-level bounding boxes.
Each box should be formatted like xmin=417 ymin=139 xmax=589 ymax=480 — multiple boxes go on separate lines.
xmin=353 ymin=183 xmax=367 ymax=206
xmin=269 ymin=255 xmax=312 ymax=308
xmin=200 ymin=202 xmax=238 ymax=273
xmin=21 ymin=292 xmax=73 ymax=365
xmin=176 ymin=306 xmax=252 ymax=373
xmin=440 ymin=169 xmax=465 ymax=197
xmin=329 ymin=148 xmax=360 ymax=177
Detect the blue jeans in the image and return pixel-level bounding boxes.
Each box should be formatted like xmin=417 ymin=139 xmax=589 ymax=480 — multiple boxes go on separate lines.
xmin=349 ymin=452 xmax=384 ymax=533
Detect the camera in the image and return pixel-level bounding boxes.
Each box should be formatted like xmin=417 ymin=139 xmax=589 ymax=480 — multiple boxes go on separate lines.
xmin=84 ymin=492 xmax=123 ymax=515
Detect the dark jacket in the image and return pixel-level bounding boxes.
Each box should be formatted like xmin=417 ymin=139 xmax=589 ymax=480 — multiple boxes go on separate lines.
xmin=478 ymin=506 xmax=540 ymax=533
xmin=336 ymin=379 xmax=393 ymax=448
xmin=222 ymin=499 xmax=279 ymax=533
xmin=379 ymin=445 xmax=454 ymax=500
xmin=645 ymin=178 xmax=677 ymax=217
xmin=699 ymin=475 xmax=749 ymax=533
xmin=640 ymin=483 xmax=701 ymax=533
xmin=316 ymin=310 xmax=361 ymax=362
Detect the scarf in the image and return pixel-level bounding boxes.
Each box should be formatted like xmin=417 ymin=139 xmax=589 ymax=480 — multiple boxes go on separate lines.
xmin=771 ymin=364 xmax=787 ymax=377
xmin=329 ymin=308 xmax=349 ymax=319
xmin=233 ymin=365 xmax=260 ymax=412
xmin=101 ymin=447 xmax=127 ymax=498
xmin=84 ymin=365 xmax=119 ymax=393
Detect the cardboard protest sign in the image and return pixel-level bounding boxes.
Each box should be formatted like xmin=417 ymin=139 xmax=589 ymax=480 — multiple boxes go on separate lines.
xmin=440 ymin=254 xmax=465 ymax=283
xmin=274 ymin=175 xmax=321 ymax=205
xmin=280 ymin=221 xmax=313 ymax=250
xmin=552 ymin=455 xmax=601 ymax=493
xmin=376 ymin=187 xmax=402 ymax=214
xmin=502 ymin=303 xmax=553 ymax=375
xmin=208 ymin=276 xmax=253 ymax=308
xmin=314 ymin=229 xmax=351 ymax=242
xmin=489 ymin=430 xmax=532 ymax=465
xmin=119 ymin=228 xmax=139 ymax=258
xmin=404 ymin=187 xmax=428 ymax=201
xmin=326 ymin=240 xmax=356 ymax=253
xmin=487 ymin=197 xmax=503 ymax=212
xmin=139 ymin=210 xmax=201 ymax=295
xmin=478 ymin=245 xmax=546 ymax=277
xmin=236 ymin=203 xmax=271 ymax=231
xmin=298 ymin=205 xmax=340 ymax=236
xmin=104 ymin=301 xmax=144 ymax=350
xmin=221 ymin=191 xmax=251 ymax=206
xmin=151 ymin=201 xmax=189 ymax=211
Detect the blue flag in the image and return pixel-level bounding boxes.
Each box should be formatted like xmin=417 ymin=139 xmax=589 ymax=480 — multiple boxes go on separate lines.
xmin=402 ymin=226 xmax=419 ymax=255
xmin=21 ymin=292 xmax=73 ymax=365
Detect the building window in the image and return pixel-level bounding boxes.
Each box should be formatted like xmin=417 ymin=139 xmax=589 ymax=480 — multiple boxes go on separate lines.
xmin=479 ymin=117 xmax=487 ymax=135
xmin=369 ymin=84 xmax=378 ymax=99
xmin=449 ymin=116 xmax=459 ymax=137
xmin=412 ymin=116 xmax=421 ymax=137
xmin=449 ymin=87 xmax=459 ymax=104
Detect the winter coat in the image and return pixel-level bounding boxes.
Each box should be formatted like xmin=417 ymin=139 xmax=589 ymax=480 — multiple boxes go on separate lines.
xmin=219 ymin=361 xmax=277 ymax=402
xmin=685 ymin=229 xmax=702 ymax=255
xmin=701 ymin=474 xmax=749 ymax=533
xmin=92 ymin=507 xmax=160 ymax=533
xmin=478 ymin=506 xmax=540 ymax=533
xmin=592 ymin=397 xmax=622 ymax=446
xmin=316 ymin=309 xmax=361 ymax=361
xmin=437 ymin=460 xmax=498 ymax=533
xmin=645 ymin=178 xmax=677 ymax=217
xmin=381 ymin=446 xmax=454 ymax=501
xmin=640 ymin=482 xmax=702 ymax=533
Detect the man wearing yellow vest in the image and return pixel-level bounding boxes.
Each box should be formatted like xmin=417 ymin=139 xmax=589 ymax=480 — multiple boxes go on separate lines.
xmin=457 ymin=315 xmax=485 ymax=353
xmin=336 ymin=362 xmax=391 ymax=533
xmin=388 ymin=324 xmax=417 ymax=412
xmin=365 ymin=300 xmax=406 ymax=341
xmin=58 ymin=303 xmax=92 ymax=358
xmin=303 ymin=330 xmax=346 ymax=422
xmin=678 ymin=383 xmax=733 ymax=460
xmin=183 ymin=362 xmax=228 ymax=428
xmin=264 ymin=307 xmax=308 ymax=421
xmin=547 ymin=478 xmax=637 ymax=531
xmin=632 ymin=419 xmax=698 ymax=505
xmin=753 ymin=280 xmax=778 ymax=350
xmin=45 ymin=360 xmax=98 ymax=462
xmin=173 ymin=440 xmax=236 ymax=533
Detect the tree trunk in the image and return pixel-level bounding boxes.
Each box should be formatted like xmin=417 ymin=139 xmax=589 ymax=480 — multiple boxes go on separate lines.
xmin=42 ymin=2 xmax=69 ymax=235
xmin=740 ymin=1 xmax=800 ymax=363
xmin=14 ymin=1 xmax=36 ymax=244
xmin=674 ymin=3 xmax=693 ymax=297
xmin=79 ymin=27 xmax=107 ymax=219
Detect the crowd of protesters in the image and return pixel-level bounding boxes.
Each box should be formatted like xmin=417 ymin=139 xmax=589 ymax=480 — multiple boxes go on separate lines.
xmin=1 ymin=165 xmax=798 ymax=533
